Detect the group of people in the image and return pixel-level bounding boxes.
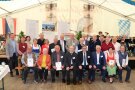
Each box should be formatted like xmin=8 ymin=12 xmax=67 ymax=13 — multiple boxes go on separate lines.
xmin=6 ymin=32 xmax=131 ymax=85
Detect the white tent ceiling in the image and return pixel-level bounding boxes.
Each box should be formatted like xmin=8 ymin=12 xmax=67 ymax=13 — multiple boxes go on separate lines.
xmin=0 ymin=0 xmax=57 ymax=16
xmin=0 ymin=0 xmax=135 ymax=21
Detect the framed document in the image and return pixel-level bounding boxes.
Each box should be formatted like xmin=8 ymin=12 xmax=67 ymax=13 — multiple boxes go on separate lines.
xmin=109 ymin=60 xmax=115 ymax=65
xmin=55 ymin=62 xmax=62 ymax=71
xmin=27 ymin=58 xmax=34 ymax=67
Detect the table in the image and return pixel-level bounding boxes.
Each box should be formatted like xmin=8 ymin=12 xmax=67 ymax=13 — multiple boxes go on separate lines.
xmin=0 ymin=65 xmax=10 ymax=90
xmin=129 ymin=57 xmax=135 ymax=60
xmin=0 ymin=55 xmax=8 ymax=65
xmin=0 ymin=55 xmax=6 ymax=59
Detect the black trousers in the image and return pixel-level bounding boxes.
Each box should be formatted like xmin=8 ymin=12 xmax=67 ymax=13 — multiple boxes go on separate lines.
xmin=23 ymin=67 xmax=38 ymax=81
xmin=38 ymin=68 xmax=48 ymax=80
xmin=78 ymin=65 xmax=92 ymax=81
xmin=51 ymin=68 xmax=66 ymax=80
xmin=118 ymin=66 xmax=131 ymax=81
xmin=91 ymin=65 xmax=106 ymax=81
xmin=8 ymin=53 xmax=19 ymax=75
xmin=66 ymin=69 xmax=77 ymax=83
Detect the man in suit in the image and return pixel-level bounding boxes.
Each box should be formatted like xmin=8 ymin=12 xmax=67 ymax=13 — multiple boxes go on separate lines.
xmin=116 ymin=45 xmax=131 ymax=83
xmin=66 ymin=33 xmax=78 ymax=52
xmin=89 ymin=35 xmax=101 ymax=52
xmin=78 ymin=45 xmax=92 ymax=84
xmin=65 ymin=46 xmax=78 ymax=85
xmin=37 ymin=33 xmax=45 ymax=47
xmin=51 ymin=45 xmax=66 ymax=83
xmin=48 ymin=37 xmax=61 ymax=55
xmin=21 ymin=46 xmax=38 ymax=84
xmin=82 ymin=34 xmax=89 ymax=46
xmin=91 ymin=45 xmax=106 ymax=82
xmin=6 ymin=33 xmax=19 ymax=77
xmin=58 ymin=34 xmax=67 ymax=53
xmin=48 ymin=37 xmax=61 ymax=77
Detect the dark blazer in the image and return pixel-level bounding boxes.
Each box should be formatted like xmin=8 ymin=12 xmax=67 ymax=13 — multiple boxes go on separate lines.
xmin=65 ymin=52 xmax=78 ymax=69
xmin=37 ymin=38 xmax=45 ymax=47
xmin=78 ymin=43 xmax=83 ymax=51
xmin=88 ymin=39 xmax=101 ymax=52
xmin=91 ymin=51 xmax=106 ymax=66
xmin=78 ymin=51 xmax=92 ymax=66
xmin=84 ymin=40 xmax=89 ymax=46
xmin=51 ymin=51 xmax=65 ymax=66
xmin=48 ymin=43 xmax=61 ymax=55
xmin=58 ymin=40 xmax=67 ymax=53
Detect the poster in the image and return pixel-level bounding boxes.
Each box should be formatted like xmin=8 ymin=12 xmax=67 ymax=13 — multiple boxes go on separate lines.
xmin=42 ymin=22 xmax=56 ymax=31
xmin=26 ymin=19 xmax=39 ymax=40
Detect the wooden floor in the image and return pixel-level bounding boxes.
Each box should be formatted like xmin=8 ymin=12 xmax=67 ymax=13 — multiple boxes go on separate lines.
xmin=0 ymin=70 xmax=135 ymax=90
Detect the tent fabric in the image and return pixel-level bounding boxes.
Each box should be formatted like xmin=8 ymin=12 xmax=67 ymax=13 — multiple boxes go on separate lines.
xmin=0 ymin=0 xmax=135 ymax=20
xmin=0 ymin=0 xmax=50 ymax=16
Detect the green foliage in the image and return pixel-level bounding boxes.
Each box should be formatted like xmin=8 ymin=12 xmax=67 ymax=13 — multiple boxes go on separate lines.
xmin=18 ymin=31 xmax=25 ymax=42
xmin=75 ymin=31 xmax=82 ymax=40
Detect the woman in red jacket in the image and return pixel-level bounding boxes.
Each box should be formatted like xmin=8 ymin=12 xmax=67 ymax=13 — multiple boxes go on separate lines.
xmin=37 ymin=48 xmax=51 ymax=82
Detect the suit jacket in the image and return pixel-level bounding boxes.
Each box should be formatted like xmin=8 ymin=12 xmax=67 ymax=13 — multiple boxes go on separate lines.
xmin=48 ymin=43 xmax=61 ymax=55
xmin=88 ymin=39 xmax=101 ymax=52
xmin=78 ymin=51 xmax=92 ymax=66
xmin=37 ymin=38 xmax=45 ymax=47
xmin=65 ymin=52 xmax=78 ymax=69
xmin=78 ymin=43 xmax=83 ymax=51
xmin=21 ymin=53 xmax=36 ymax=67
xmin=84 ymin=40 xmax=89 ymax=46
xmin=6 ymin=39 xmax=18 ymax=57
xmin=58 ymin=40 xmax=67 ymax=53
xmin=51 ymin=51 xmax=65 ymax=66
xmin=37 ymin=54 xmax=51 ymax=69
xmin=91 ymin=51 xmax=106 ymax=66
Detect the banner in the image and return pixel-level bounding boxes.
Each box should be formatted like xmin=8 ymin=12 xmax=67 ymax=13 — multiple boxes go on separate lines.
xmin=118 ymin=20 xmax=131 ymax=37
xmin=2 ymin=17 xmax=16 ymax=35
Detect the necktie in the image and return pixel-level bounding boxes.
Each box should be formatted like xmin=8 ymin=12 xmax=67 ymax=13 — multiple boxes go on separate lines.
xmin=61 ymin=41 xmax=65 ymax=52
xmin=57 ymin=53 xmax=60 ymax=62
xmin=83 ymin=52 xmax=86 ymax=66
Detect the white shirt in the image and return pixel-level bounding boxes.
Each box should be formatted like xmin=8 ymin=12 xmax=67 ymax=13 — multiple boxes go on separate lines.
xmin=116 ymin=52 xmax=129 ymax=67
xmin=113 ymin=42 xmax=120 ymax=52
xmin=60 ymin=40 xmax=65 ymax=52
xmin=82 ymin=52 xmax=88 ymax=65
xmin=97 ymin=53 xmax=100 ymax=65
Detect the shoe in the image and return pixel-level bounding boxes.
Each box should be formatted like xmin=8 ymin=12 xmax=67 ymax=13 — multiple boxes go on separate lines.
xmin=125 ymin=80 xmax=130 ymax=83
xmin=23 ymin=80 xmax=26 ymax=84
xmin=109 ymin=80 xmax=113 ymax=84
xmin=73 ymin=81 xmax=77 ymax=85
xmin=34 ymin=80 xmax=38 ymax=84
xmin=62 ymin=79 xmax=66 ymax=83
xmin=10 ymin=73 xmax=14 ymax=77
xmin=43 ymin=80 xmax=47 ymax=83
xmin=102 ymin=79 xmax=106 ymax=82
xmin=52 ymin=79 xmax=55 ymax=83
xmin=88 ymin=80 xmax=92 ymax=84
xmin=78 ymin=81 xmax=82 ymax=84
xmin=119 ymin=80 xmax=123 ymax=83
xmin=67 ymin=82 xmax=70 ymax=85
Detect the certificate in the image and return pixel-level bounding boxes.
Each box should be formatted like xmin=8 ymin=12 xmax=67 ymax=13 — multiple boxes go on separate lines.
xmin=55 ymin=62 xmax=62 ymax=71
xmin=122 ymin=59 xmax=126 ymax=67
xmin=27 ymin=58 xmax=34 ymax=67
xmin=109 ymin=60 xmax=115 ymax=65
